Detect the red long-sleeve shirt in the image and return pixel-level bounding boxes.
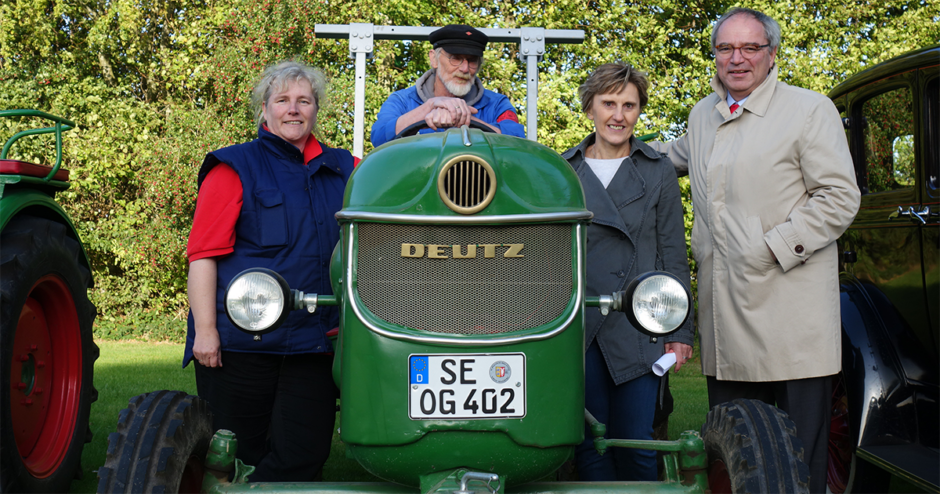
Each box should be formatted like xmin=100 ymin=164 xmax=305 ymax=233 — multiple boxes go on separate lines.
xmin=187 ymin=135 xmax=359 ymax=262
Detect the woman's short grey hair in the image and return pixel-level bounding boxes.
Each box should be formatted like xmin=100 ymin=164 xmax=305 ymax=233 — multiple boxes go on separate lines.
xmin=578 ymin=62 xmax=649 ymax=114
xmin=710 ymin=7 xmax=782 ymax=53
xmin=251 ymin=61 xmax=328 ymax=130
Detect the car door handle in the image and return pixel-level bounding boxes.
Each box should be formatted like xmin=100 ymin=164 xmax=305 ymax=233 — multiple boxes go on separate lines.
xmin=923 ymin=205 xmax=940 ymax=221
xmin=888 ymin=206 xmax=929 ymax=225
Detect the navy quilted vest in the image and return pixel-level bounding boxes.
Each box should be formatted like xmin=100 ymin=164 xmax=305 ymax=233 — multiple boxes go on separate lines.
xmin=184 ymin=127 xmax=353 ymax=366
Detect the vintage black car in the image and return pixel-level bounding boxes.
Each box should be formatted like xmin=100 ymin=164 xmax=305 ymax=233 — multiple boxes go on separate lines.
xmin=828 ymin=45 xmax=939 ymax=493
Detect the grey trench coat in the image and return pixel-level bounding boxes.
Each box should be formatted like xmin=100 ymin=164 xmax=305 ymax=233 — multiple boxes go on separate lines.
xmin=563 ymin=134 xmax=694 ymax=384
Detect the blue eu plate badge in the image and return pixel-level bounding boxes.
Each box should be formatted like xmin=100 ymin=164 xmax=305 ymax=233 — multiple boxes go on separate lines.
xmin=410 ymin=356 xmax=429 ymax=384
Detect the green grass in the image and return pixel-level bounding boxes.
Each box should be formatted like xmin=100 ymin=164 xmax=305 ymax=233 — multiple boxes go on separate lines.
xmin=71 ymin=341 xmax=198 ymax=493
xmin=69 ymin=340 xmax=928 ymax=493
xmin=664 ymin=343 xmax=709 ymax=441
xmin=70 ymin=341 xmax=385 ymax=493
xmin=71 ymin=340 xmax=709 ymax=493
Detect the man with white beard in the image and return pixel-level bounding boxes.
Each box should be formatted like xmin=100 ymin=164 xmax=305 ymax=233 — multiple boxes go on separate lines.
xmin=370 ymin=24 xmax=525 ymax=147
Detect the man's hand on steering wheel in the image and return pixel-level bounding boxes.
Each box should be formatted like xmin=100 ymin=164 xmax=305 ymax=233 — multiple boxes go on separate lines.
xmin=425 ymin=108 xmax=455 ymax=130
xmin=426 ymin=97 xmax=476 ymax=128
xmin=393 ymin=118 xmax=497 ymax=140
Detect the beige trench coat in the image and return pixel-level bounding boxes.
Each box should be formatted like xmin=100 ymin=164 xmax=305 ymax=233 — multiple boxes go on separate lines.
xmin=651 ymin=67 xmax=860 ymax=381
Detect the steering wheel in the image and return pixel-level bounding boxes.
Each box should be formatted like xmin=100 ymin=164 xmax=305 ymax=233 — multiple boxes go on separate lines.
xmin=391 ymin=120 xmax=496 ymax=141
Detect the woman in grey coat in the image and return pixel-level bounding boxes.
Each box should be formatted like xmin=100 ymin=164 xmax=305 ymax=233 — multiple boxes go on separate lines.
xmin=562 ymin=63 xmax=694 ymax=481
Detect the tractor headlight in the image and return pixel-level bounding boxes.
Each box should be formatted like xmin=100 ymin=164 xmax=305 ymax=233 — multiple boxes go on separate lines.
xmin=224 ymin=268 xmax=291 ymax=335
xmin=624 ymin=272 xmax=690 ymax=337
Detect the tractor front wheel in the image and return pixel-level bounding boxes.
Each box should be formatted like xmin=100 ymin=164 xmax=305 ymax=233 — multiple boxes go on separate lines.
xmin=97 ymin=391 xmax=214 ymax=494
xmin=0 ymin=215 xmax=98 ymax=493
xmin=702 ymin=399 xmax=810 ymax=494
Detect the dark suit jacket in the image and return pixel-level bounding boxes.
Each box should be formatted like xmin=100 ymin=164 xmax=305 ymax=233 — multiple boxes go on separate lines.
xmin=563 ymin=134 xmax=694 ymax=384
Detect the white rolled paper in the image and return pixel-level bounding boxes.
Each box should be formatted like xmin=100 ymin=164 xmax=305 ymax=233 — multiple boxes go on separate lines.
xmin=652 ymin=352 xmax=677 ymax=376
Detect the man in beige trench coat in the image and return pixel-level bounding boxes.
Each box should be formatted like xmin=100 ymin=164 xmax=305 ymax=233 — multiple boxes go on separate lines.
xmin=650 ymin=7 xmax=861 ymax=493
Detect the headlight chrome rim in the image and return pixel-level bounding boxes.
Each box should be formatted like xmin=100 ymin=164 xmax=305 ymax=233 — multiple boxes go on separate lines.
xmin=224 ymin=268 xmax=292 ymax=335
xmin=623 ymin=271 xmax=690 ymax=337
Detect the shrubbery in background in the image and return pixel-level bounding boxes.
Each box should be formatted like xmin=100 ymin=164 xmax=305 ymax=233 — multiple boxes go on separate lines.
xmin=1 ymin=0 xmax=936 ymax=340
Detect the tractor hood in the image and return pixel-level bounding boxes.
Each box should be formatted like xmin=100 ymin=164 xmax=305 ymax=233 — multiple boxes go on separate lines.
xmin=342 ymin=128 xmax=588 ymax=219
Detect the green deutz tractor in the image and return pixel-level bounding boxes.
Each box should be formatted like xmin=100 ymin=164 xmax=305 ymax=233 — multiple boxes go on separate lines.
xmin=97 ymin=125 xmax=809 ymax=494
xmin=96 ymin=25 xmax=811 ymax=494
xmin=0 ymin=110 xmax=99 ymax=492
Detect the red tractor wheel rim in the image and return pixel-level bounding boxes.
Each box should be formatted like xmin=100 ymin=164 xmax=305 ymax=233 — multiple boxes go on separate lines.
xmin=708 ymin=459 xmax=732 ymax=494
xmin=827 ymin=375 xmax=852 ymax=493
xmin=179 ymin=454 xmax=206 ymax=493
xmin=10 ymin=275 xmax=83 ymax=478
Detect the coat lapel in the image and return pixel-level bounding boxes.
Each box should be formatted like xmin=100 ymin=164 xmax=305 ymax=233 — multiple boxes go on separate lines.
xmin=576 ymin=158 xmax=645 ymax=246
xmin=606 ymin=156 xmax=646 ymax=210
xmin=579 ymin=167 xmax=628 ymax=235
xmin=565 ymin=134 xmax=648 ymax=244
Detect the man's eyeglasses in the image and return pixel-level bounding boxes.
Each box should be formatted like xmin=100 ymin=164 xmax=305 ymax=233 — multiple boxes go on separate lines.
xmin=442 ymin=52 xmax=481 ymax=69
xmin=714 ymin=43 xmax=770 ymax=59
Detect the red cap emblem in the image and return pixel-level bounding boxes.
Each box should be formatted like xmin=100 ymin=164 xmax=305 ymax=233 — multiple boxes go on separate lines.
xmin=466 ymin=31 xmax=472 ymax=36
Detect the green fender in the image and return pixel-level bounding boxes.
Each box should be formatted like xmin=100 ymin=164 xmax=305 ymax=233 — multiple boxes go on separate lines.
xmin=0 ymin=187 xmax=94 ymax=285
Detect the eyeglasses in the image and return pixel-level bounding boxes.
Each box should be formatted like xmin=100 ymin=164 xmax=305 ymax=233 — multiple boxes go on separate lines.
xmin=714 ymin=43 xmax=770 ymax=59
xmin=442 ymin=52 xmax=481 ymax=69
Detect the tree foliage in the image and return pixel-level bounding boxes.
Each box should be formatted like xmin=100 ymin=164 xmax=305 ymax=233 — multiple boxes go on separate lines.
xmin=1 ymin=0 xmax=937 ymax=337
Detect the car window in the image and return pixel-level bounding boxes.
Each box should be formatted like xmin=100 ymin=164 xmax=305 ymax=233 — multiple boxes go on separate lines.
xmin=861 ymin=85 xmax=915 ymax=194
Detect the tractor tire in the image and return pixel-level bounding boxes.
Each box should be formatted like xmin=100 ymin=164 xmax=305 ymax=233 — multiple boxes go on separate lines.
xmin=97 ymin=391 xmax=214 ymax=494
xmin=702 ymin=399 xmax=810 ymax=494
xmin=0 ymin=215 xmax=98 ymax=493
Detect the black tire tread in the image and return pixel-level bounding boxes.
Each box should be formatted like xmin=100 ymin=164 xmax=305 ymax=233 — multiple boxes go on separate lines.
xmin=97 ymin=391 xmax=213 ymax=494
xmin=702 ymin=399 xmax=811 ymax=494
xmin=1 ymin=214 xmax=99 ymax=493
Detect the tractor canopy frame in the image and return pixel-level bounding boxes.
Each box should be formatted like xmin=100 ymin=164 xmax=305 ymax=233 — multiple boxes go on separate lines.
xmin=314 ymin=23 xmax=585 ymax=156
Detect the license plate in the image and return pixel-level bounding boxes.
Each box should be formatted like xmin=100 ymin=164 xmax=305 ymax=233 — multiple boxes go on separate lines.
xmin=408 ymin=353 xmax=526 ymax=419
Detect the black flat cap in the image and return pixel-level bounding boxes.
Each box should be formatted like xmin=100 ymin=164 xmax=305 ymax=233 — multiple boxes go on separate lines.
xmin=429 ymin=24 xmax=488 ymax=57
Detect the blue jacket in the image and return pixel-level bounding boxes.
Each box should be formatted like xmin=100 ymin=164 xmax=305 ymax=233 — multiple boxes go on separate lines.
xmin=183 ymin=127 xmax=354 ymax=367
xmin=371 ymin=71 xmax=525 ymax=147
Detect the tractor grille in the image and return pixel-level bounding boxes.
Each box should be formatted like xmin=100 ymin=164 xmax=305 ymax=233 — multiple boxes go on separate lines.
xmin=356 ymin=223 xmax=573 ymax=335
xmin=438 ymin=157 xmax=495 ymax=214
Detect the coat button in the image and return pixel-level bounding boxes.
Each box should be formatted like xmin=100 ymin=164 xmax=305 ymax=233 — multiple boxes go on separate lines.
xmin=795 ymin=245 xmax=804 ymax=254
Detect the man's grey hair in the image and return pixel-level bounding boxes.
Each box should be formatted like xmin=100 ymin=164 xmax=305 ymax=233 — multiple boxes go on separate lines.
xmin=710 ymin=7 xmax=782 ymax=54
xmin=432 ymin=47 xmax=486 ymax=70
xmin=251 ymin=60 xmax=327 ymax=132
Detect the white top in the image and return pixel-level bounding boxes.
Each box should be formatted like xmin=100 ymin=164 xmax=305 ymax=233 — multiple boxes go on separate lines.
xmin=584 ymin=157 xmax=623 ymax=188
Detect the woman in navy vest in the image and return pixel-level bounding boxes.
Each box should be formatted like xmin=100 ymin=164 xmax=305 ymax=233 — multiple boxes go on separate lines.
xmin=185 ymin=61 xmax=356 ymax=481
xmin=561 ymin=63 xmax=694 ymax=481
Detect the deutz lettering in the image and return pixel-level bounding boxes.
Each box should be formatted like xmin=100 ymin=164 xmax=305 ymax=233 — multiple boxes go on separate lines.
xmin=401 ymin=243 xmax=524 ymax=259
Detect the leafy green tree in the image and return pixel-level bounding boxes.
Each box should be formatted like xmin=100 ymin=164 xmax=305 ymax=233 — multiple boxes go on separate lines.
xmin=1 ymin=0 xmax=936 ymax=337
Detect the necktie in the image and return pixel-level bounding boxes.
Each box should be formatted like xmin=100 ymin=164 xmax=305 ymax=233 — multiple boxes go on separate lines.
xmin=729 ymin=103 xmax=739 ymax=114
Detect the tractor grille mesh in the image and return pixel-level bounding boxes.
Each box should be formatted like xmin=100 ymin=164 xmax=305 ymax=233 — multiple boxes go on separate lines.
xmin=356 ymin=223 xmax=573 ymax=334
